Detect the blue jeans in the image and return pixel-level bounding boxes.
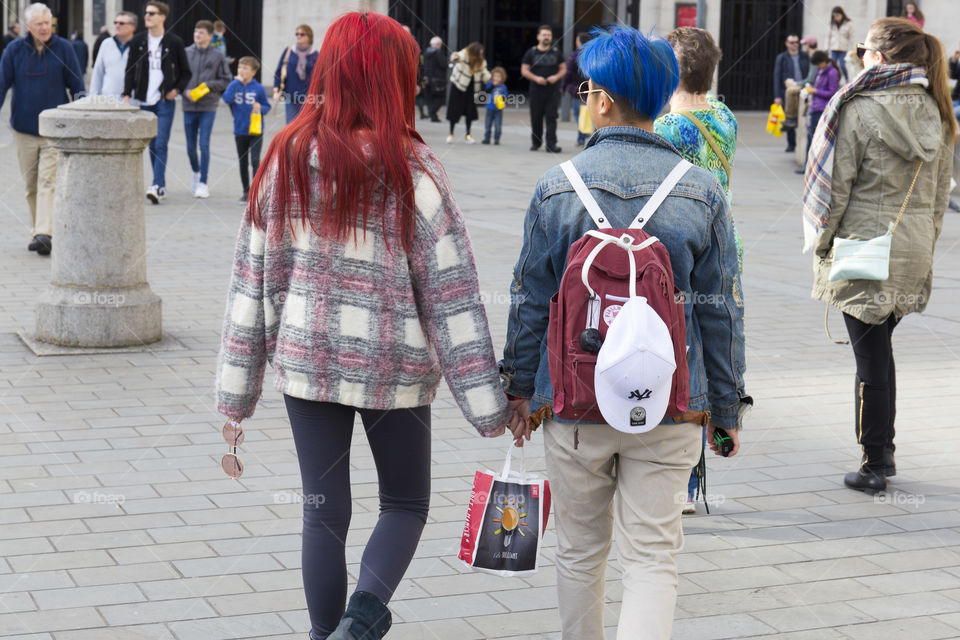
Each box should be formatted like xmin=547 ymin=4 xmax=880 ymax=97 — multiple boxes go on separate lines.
xmin=140 ymin=99 xmax=175 ymax=189
xmin=953 ymin=99 xmax=960 ymax=120
xmin=805 ymin=110 xmax=824 ymax=167
xmin=573 ymin=102 xmax=589 ymax=145
xmin=183 ymin=110 xmax=217 ymax=183
xmin=483 ymin=109 xmax=502 ymax=142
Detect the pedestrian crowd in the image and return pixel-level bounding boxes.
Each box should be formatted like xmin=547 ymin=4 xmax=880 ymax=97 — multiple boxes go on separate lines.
xmin=1 ymin=3 xmax=957 ymax=640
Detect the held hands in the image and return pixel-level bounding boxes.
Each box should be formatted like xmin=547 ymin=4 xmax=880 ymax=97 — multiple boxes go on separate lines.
xmin=707 ymin=424 xmax=740 ymax=457
xmin=507 ymin=397 xmax=532 ymax=447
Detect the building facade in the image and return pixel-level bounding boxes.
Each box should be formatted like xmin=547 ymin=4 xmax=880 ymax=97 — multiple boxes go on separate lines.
xmin=2 ymin=0 xmax=957 ymax=109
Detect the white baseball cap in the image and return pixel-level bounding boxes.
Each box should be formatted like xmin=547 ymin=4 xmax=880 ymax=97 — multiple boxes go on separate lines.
xmin=594 ymin=296 xmax=676 ymax=433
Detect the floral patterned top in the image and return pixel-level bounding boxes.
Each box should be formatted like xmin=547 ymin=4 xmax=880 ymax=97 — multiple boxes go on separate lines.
xmin=655 ymin=97 xmax=742 ymax=269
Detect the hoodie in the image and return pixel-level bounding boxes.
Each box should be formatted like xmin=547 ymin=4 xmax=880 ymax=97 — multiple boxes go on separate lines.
xmin=183 ymin=43 xmax=232 ymax=112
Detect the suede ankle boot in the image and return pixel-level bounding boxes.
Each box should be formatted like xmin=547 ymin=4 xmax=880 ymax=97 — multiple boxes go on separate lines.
xmin=327 ymin=591 xmax=392 ymax=640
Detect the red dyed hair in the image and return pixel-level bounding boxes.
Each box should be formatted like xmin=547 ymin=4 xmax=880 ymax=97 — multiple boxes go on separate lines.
xmin=248 ymin=11 xmax=425 ymax=252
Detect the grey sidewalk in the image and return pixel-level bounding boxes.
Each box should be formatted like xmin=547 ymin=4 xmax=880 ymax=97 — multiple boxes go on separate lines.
xmin=0 ymin=101 xmax=959 ymax=640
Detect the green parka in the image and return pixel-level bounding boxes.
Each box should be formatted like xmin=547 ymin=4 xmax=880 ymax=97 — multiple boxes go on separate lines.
xmin=812 ymin=84 xmax=954 ymax=324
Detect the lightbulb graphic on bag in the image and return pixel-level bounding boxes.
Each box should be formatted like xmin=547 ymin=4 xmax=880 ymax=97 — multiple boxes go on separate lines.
xmin=494 ymin=505 xmax=528 ymax=547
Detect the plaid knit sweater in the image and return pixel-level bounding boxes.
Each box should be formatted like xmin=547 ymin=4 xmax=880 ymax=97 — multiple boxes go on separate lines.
xmin=215 ymin=142 xmax=511 ymax=436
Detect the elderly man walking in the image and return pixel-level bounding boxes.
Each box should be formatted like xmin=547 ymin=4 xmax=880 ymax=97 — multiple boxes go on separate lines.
xmin=0 ymin=3 xmax=85 ymax=256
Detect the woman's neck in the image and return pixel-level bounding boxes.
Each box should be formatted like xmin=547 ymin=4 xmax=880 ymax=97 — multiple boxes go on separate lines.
xmin=670 ymin=91 xmax=711 ymax=112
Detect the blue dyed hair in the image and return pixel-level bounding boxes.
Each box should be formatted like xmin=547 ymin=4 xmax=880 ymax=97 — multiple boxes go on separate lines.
xmin=577 ymin=25 xmax=679 ymax=120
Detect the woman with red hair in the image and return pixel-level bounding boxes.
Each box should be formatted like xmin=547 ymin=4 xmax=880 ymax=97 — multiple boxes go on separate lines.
xmin=215 ymin=11 xmax=512 ymax=639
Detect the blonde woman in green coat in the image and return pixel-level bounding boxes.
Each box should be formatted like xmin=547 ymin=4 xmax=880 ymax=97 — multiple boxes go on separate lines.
xmin=806 ymin=18 xmax=955 ymax=494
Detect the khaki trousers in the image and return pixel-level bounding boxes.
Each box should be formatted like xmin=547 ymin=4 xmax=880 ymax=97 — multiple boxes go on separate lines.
xmin=13 ymin=130 xmax=57 ymax=237
xmin=543 ymin=419 xmax=701 ymax=640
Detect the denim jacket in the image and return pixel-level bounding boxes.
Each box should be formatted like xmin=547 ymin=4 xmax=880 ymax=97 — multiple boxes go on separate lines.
xmin=499 ymin=126 xmax=750 ymax=429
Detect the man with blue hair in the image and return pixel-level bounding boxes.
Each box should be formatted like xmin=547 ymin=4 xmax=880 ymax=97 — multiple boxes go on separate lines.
xmin=501 ymin=25 xmax=749 ymax=639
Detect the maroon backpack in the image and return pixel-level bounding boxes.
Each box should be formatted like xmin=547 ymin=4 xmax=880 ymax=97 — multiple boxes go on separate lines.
xmin=547 ymin=159 xmax=692 ymax=424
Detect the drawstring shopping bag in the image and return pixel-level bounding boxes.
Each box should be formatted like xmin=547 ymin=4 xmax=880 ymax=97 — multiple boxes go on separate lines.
xmin=458 ymin=445 xmax=550 ymax=577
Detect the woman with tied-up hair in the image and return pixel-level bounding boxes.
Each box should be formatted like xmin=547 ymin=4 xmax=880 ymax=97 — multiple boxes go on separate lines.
xmin=803 ymin=17 xmax=955 ymax=496
xmin=216 ymin=12 xmax=513 ymax=640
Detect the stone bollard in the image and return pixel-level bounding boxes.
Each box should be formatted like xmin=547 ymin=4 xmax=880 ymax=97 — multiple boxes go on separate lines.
xmin=33 ymin=96 xmax=161 ymax=348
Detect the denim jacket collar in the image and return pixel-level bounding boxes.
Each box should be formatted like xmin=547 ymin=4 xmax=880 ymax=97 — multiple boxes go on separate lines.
xmin=585 ymin=125 xmax=679 ymax=155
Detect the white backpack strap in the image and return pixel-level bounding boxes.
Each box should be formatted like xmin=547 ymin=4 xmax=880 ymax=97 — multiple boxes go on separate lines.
xmin=561 ymin=161 xmax=612 ymax=229
xmin=581 ymin=231 xmax=657 ymax=299
xmin=629 ymin=159 xmax=694 ymax=229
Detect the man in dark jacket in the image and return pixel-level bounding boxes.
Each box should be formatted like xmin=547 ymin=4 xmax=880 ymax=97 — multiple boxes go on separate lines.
xmin=422 ymin=36 xmax=446 ymax=122
xmin=773 ymin=34 xmax=809 ymax=152
xmin=122 ymin=1 xmax=190 ymax=204
xmin=0 ymin=4 xmax=84 ymax=256
xmin=182 ymin=20 xmax=231 ymax=199
xmin=1 ymin=22 xmax=20 ymax=59
xmin=70 ymin=31 xmax=88 ymax=71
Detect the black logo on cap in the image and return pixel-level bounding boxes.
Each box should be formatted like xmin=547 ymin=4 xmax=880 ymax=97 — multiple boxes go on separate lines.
xmin=629 ymin=388 xmax=652 ymax=401
xmin=630 ymin=407 xmax=646 ymax=426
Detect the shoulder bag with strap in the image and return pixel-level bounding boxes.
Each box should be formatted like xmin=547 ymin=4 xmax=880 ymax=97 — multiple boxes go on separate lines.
xmin=546 ymin=159 xmax=693 ymax=424
xmin=278 ymin=46 xmax=292 ymax=95
xmin=823 ymin=161 xmax=924 ymax=344
xmin=677 ymin=110 xmax=731 ymax=181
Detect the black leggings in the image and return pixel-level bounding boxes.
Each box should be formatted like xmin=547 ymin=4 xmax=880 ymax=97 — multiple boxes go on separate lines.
xmin=284 ymin=397 xmax=431 ymax=640
xmin=235 ymin=134 xmax=263 ymax=193
xmin=842 ymin=313 xmax=899 ymax=466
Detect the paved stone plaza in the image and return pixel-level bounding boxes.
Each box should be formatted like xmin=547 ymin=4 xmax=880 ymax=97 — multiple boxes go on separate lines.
xmin=1 ymin=102 xmax=959 ymax=639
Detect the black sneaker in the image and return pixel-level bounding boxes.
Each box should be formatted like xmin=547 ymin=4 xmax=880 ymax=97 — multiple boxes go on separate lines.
xmin=34 ymin=234 xmax=52 ymax=256
xmin=530 ymin=145 xmax=540 ymax=151
xmin=494 ymin=139 xmax=500 ymax=145
xmin=239 ymin=192 xmax=248 ymax=203
xmin=545 ymin=146 xmax=563 ymax=153
xmin=28 ymin=236 xmax=41 ymax=252
xmin=481 ymin=138 xmax=490 ymax=145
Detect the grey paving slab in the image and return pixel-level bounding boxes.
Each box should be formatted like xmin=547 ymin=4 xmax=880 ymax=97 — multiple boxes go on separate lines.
xmin=1 ymin=101 xmax=959 ymax=640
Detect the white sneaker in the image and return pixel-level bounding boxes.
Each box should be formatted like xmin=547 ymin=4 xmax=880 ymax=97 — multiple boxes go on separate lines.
xmin=682 ymin=497 xmax=696 ymax=515
xmin=191 ymin=172 xmax=200 ymax=192
xmin=194 ymin=183 xmax=210 ymax=199
xmin=146 ymin=185 xmax=160 ymax=204
xmin=464 ymin=134 xmax=476 ymax=144
xmin=445 ymin=134 xmax=454 ymax=144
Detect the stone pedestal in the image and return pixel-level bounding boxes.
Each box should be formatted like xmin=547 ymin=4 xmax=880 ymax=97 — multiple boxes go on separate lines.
xmin=33 ymin=97 xmax=161 ymax=348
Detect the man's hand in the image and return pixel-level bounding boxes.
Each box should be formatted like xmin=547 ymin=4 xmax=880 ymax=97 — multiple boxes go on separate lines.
xmin=508 ymin=397 xmax=532 ymax=447
xmin=706 ymin=424 xmax=740 ymax=457
xmin=273 ymin=88 xmax=281 ymax=103
xmin=547 ymin=74 xmax=560 ymax=84
xmin=165 ymin=89 xmax=178 ymax=100
xmin=536 ymin=76 xmax=548 ymax=86
xmin=774 ymin=97 xmax=783 ymax=106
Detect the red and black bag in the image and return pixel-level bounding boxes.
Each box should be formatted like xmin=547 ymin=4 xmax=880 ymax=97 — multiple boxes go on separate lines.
xmin=547 ymin=160 xmax=692 ymax=423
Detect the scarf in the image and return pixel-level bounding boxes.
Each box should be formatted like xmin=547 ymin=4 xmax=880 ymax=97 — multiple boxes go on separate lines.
xmin=292 ymin=43 xmax=315 ymax=82
xmin=801 ymin=63 xmax=928 ymax=252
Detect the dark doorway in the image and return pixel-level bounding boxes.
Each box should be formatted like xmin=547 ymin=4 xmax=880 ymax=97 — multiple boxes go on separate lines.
xmin=717 ymin=0 xmax=804 ymax=110
xmin=122 ymin=0 xmax=262 ymax=77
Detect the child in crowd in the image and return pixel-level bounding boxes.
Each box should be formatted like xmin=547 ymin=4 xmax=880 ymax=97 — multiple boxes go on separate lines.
xmin=223 ymin=57 xmax=271 ymax=202
xmin=482 ymin=67 xmax=508 ymax=145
